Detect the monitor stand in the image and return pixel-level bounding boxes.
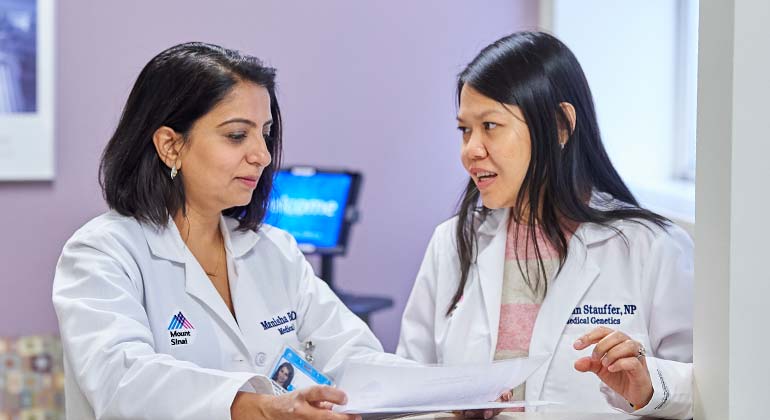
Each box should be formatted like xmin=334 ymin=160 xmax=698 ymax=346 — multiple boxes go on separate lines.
xmin=319 ymin=254 xmax=394 ymax=325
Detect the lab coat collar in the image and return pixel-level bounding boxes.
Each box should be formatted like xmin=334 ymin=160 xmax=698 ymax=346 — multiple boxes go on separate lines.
xmin=578 ymin=191 xmax=631 ymax=245
xmin=475 ymin=191 xmax=626 ymax=246
xmin=140 ymin=215 xmax=260 ymax=263
xmin=221 ymin=217 xmax=261 ymax=259
xmin=139 ymin=217 xmax=188 ymax=264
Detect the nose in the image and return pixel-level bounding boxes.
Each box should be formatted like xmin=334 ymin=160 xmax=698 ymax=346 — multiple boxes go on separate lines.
xmin=247 ymin=134 xmax=272 ymax=167
xmin=464 ymin=131 xmax=488 ymax=161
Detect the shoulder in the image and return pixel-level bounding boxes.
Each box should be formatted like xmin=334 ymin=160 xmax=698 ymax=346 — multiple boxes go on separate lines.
xmin=64 ymin=211 xmax=146 ymax=253
xmin=433 ymin=215 xmax=459 ymax=241
xmin=56 ymin=212 xmax=148 ymax=284
xmin=586 ymin=192 xmax=693 ymax=253
xmin=613 ymin=218 xmax=693 ymax=255
xmin=427 ymin=214 xmax=466 ymax=256
xmin=580 ymin=218 xmax=693 ymax=278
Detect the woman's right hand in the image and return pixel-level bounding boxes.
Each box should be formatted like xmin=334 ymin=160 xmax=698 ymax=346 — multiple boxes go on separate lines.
xmin=232 ymin=386 xmax=362 ymax=420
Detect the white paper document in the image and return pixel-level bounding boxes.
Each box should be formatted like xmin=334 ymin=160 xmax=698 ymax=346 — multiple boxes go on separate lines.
xmin=333 ymin=353 xmax=554 ymax=415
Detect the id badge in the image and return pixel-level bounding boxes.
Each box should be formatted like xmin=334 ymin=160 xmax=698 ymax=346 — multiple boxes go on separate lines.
xmin=269 ymin=345 xmax=332 ymax=392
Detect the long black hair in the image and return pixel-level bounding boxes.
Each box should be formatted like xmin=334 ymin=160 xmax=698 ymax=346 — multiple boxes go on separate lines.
xmin=448 ymin=31 xmax=668 ymax=315
xmin=99 ymin=42 xmax=282 ymax=232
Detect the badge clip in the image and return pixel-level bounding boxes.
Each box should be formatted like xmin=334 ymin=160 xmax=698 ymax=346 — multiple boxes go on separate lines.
xmin=303 ymin=340 xmax=315 ymax=363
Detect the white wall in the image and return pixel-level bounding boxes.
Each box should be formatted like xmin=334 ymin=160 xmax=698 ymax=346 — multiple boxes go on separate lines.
xmin=695 ymin=0 xmax=770 ymax=418
xmin=548 ymin=0 xmax=696 ymax=224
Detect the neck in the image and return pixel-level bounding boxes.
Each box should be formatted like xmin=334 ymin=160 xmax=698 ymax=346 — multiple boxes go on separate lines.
xmin=173 ymin=203 xmax=221 ymax=245
xmin=509 ymin=195 xmax=540 ymax=224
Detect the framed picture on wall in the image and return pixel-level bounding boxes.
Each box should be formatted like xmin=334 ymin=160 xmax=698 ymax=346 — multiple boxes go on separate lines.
xmin=0 ymin=0 xmax=54 ymax=181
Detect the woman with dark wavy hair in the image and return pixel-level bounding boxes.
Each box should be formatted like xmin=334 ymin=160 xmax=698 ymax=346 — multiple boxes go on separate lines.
xmin=397 ymin=32 xmax=693 ymax=419
xmin=271 ymin=362 xmax=295 ymax=391
xmin=53 ymin=42 xmax=388 ymax=420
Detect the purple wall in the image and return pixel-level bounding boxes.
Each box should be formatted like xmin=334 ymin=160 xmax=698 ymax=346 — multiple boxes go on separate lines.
xmin=0 ymin=0 xmax=537 ymax=351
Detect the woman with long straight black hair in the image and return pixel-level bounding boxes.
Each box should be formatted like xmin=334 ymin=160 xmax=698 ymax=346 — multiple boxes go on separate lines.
xmin=397 ymin=32 xmax=693 ymax=418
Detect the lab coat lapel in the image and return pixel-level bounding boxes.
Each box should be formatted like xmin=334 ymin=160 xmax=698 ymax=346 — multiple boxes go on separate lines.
xmin=475 ymin=209 xmax=510 ymax=358
xmin=184 ymin=216 xmax=260 ymax=353
xmin=526 ymin=226 xmax=601 ymax=400
xmin=145 ymin=216 xmax=252 ymax=353
xmin=183 ymin=254 xmax=248 ymax=348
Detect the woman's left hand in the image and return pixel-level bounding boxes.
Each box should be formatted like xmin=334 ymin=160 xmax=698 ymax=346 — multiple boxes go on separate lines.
xmin=573 ymin=326 xmax=653 ymax=409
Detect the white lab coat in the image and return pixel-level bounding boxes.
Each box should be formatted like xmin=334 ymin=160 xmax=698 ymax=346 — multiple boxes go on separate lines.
xmin=53 ymin=211 xmax=391 ymax=420
xmin=397 ymin=196 xmax=693 ymax=419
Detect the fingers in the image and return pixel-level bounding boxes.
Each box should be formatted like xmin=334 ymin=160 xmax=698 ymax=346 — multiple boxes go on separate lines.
xmin=591 ymin=330 xmax=631 ymax=362
xmin=304 ymin=403 xmax=360 ymax=420
xmin=573 ymin=327 xmax=632 ymax=363
xmin=486 ymin=409 xmax=504 ymax=418
xmin=317 ymin=412 xmax=361 ymax=420
xmin=573 ymin=326 xmax=614 ymax=350
xmin=311 ymin=401 xmax=334 ymax=410
xmin=601 ymin=339 xmax=645 ymax=370
xmin=574 ymin=328 xmax=642 ymax=370
xmin=574 ymin=356 xmax=601 ymax=374
xmin=332 ymin=415 xmax=361 ymax=420
xmin=497 ymin=390 xmax=512 ymax=402
xmin=606 ymin=356 xmax=645 ymax=374
xmin=302 ymin=386 xmax=348 ymax=406
xmin=461 ymin=409 xmax=495 ymax=419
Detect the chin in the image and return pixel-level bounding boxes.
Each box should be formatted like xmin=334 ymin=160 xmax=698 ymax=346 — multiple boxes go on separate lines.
xmin=228 ymin=194 xmax=254 ymax=208
xmin=480 ymin=200 xmax=505 ymax=210
xmin=484 ymin=203 xmax=508 ymax=210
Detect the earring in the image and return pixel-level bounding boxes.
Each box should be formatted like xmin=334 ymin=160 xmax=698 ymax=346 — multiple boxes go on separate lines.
xmin=170 ymin=163 xmax=178 ymax=180
xmin=560 ymin=143 xmax=565 ymax=150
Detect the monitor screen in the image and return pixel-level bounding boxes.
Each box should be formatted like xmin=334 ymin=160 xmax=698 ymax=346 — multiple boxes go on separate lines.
xmin=265 ymin=168 xmax=360 ymax=254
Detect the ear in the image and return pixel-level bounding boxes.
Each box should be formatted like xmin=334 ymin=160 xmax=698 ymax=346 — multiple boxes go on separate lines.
xmin=558 ymin=102 xmax=577 ymax=146
xmin=152 ymin=126 xmax=184 ymax=170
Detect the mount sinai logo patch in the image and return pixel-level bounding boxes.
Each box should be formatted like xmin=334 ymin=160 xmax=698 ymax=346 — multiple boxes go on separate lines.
xmin=167 ymin=311 xmax=196 ymax=346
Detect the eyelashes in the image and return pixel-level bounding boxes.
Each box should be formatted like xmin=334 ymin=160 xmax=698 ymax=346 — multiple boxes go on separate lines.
xmin=226 ymin=131 xmax=273 ymax=142
xmin=457 ymin=122 xmax=500 ymax=138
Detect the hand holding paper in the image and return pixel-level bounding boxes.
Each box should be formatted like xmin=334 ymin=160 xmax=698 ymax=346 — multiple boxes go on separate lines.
xmin=333 ymin=353 xmax=554 ymax=415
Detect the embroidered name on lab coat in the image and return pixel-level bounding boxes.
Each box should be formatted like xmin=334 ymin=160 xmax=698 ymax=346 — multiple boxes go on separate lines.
xmin=260 ymin=311 xmax=297 ymax=335
xmin=566 ymin=304 xmax=638 ymax=325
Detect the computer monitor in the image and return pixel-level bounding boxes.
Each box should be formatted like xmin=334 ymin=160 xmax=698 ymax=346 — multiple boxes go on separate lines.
xmin=265 ymin=167 xmax=362 ymax=255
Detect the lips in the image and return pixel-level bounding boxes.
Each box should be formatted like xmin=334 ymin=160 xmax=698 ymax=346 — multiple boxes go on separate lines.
xmin=468 ymin=167 xmax=498 ymax=190
xmin=236 ymin=176 xmax=258 ymax=189
xmin=469 ymin=167 xmax=498 ymax=181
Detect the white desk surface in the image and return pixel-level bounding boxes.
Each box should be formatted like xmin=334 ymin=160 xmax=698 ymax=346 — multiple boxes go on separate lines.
xmin=393 ymin=412 xmax=655 ymax=420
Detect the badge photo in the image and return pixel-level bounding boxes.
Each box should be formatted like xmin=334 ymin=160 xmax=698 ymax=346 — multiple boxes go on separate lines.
xmin=269 ymin=345 xmax=332 ymax=392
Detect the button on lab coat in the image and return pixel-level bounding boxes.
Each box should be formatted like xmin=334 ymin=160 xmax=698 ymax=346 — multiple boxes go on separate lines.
xmin=53 ymin=212 xmax=390 ymax=420
xmin=397 ymin=198 xmax=693 ymax=419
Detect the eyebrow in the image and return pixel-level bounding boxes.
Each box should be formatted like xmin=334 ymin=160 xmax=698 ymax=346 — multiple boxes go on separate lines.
xmin=456 ymin=109 xmax=505 ymax=122
xmin=217 ymin=118 xmax=273 ymax=128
